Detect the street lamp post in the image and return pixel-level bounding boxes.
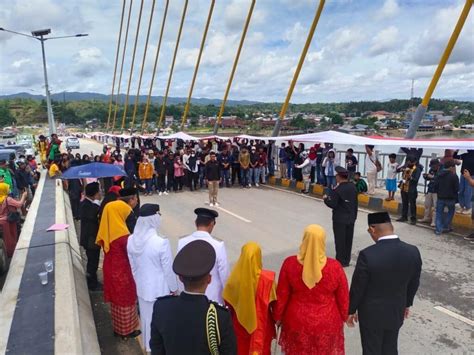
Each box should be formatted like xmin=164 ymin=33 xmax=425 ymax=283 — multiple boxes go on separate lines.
xmin=0 ymin=27 xmax=88 ymax=135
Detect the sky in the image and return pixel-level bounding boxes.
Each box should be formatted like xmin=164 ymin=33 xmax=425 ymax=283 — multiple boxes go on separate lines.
xmin=0 ymin=0 xmax=473 ymax=103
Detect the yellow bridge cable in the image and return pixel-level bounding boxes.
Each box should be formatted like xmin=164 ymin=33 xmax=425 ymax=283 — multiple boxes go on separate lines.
xmin=157 ymin=0 xmax=189 ymax=131
xmin=213 ymin=0 xmax=256 ymax=135
xmin=130 ymin=0 xmax=156 ymax=129
xmin=142 ymin=0 xmax=169 ymax=132
xmin=181 ymin=0 xmax=215 ymax=130
xmin=272 ymin=0 xmax=325 ymax=137
xmin=106 ymin=0 xmax=126 ymax=131
xmin=111 ymin=0 xmax=134 ymax=132
xmin=121 ymin=0 xmax=145 ymax=131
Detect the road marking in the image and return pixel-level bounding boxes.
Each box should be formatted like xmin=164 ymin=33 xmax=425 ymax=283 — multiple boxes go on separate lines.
xmin=434 ymin=306 xmax=474 ymax=326
xmin=216 ymin=206 xmax=252 ymax=223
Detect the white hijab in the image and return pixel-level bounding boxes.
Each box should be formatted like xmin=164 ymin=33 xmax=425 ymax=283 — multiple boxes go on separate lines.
xmin=128 ymin=214 xmax=161 ymax=255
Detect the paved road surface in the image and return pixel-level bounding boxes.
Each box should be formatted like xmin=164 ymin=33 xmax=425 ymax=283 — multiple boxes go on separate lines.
xmin=79 ymin=139 xmax=473 ymax=354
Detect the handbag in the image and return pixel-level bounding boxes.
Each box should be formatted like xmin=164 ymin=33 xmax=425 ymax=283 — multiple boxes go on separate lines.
xmin=5 ymin=199 xmax=21 ymax=223
xmin=369 ymin=155 xmax=382 ymax=173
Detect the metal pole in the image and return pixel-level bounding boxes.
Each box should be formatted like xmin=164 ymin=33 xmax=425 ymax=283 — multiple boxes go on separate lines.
xmin=272 ymin=0 xmax=325 ymax=137
xmin=106 ymin=0 xmax=127 ymax=132
xmin=181 ymin=0 xmax=215 ymax=130
xmin=121 ymin=0 xmax=145 ymax=132
xmin=39 ymin=36 xmax=56 ymax=135
xmin=213 ymin=0 xmax=256 ymax=135
xmin=157 ymin=0 xmax=189 ymax=131
xmin=405 ymin=0 xmax=472 ymax=139
xmin=130 ymin=0 xmax=156 ymax=130
xmin=112 ymin=0 xmax=134 ymax=133
xmin=142 ymin=0 xmax=169 ymax=133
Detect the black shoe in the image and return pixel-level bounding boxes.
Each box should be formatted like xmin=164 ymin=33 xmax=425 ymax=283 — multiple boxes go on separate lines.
xmin=410 ymin=220 xmax=416 ymax=225
xmin=464 ymin=235 xmax=474 ymax=241
xmin=114 ymin=329 xmax=141 ymax=340
xmin=396 ymin=217 xmax=408 ymax=222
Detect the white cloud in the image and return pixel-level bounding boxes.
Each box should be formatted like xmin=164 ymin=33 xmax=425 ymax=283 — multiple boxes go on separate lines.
xmin=369 ymin=26 xmax=400 ymax=56
xmin=378 ymin=0 xmax=400 ymax=20
xmin=73 ymin=47 xmax=110 ymax=77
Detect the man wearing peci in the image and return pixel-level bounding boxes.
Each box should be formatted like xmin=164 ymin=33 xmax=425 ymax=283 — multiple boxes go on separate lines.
xmin=347 ymin=212 xmax=422 ymax=355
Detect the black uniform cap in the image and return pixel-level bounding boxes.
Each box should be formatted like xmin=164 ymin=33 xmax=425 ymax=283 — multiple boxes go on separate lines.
xmin=173 ymin=240 xmax=216 ymax=278
xmin=85 ymin=182 xmax=100 ymax=197
xmin=119 ymin=187 xmax=138 ymax=197
xmin=368 ymin=212 xmax=391 ymax=225
xmin=194 ymin=208 xmax=219 ymax=219
xmin=139 ymin=203 xmax=160 ymax=217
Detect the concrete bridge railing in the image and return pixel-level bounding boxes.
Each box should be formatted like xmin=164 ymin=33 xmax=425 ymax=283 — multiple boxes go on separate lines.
xmin=0 ymin=172 xmax=100 ymax=354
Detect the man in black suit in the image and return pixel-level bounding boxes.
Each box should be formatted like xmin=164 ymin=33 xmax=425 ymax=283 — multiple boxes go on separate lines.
xmin=150 ymin=240 xmax=236 ymax=355
xmin=347 ymin=212 xmax=422 ymax=355
xmin=323 ymin=166 xmax=358 ymax=267
xmin=80 ymin=182 xmax=102 ymax=290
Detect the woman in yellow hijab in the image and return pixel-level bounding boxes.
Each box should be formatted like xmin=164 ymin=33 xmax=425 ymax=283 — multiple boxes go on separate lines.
xmin=273 ymin=225 xmax=349 ymax=355
xmin=96 ymin=199 xmax=140 ymax=339
xmin=223 ymin=242 xmax=276 ymax=355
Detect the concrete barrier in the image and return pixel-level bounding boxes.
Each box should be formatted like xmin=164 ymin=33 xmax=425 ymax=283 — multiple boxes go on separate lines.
xmin=267 ymin=178 xmax=473 ymax=230
xmin=0 ymin=172 xmax=100 ymax=354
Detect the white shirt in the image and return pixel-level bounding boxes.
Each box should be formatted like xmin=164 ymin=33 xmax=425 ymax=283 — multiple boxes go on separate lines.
xmin=127 ymin=234 xmax=178 ymax=302
xmin=365 ymin=152 xmax=378 ymax=173
xmin=378 ymin=234 xmax=399 ymax=241
xmin=177 ymin=230 xmax=230 ymax=304
xmin=387 ymin=162 xmax=399 ymax=179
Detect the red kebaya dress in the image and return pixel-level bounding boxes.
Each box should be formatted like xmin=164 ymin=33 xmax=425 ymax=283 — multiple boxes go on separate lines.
xmin=227 ymin=270 xmax=276 ymax=355
xmin=103 ymin=235 xmax=139 ymax=335
xmin=274 ymin=256 xmax=349 ymax=355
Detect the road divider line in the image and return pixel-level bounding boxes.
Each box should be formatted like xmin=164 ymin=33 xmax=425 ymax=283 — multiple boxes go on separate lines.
xmin=216 ymin=206 xmax=252 ymax=223
xmin=434 ymin=306 xmax=474 ymax=326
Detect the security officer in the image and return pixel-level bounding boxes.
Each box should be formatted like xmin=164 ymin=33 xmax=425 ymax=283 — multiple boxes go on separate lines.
xmin=150 ymin=240 xmax=237 ymax=355
xmin=177 ymin=208 xmax=229 ymax=304
xmin=323 ymin=166 xmax=358 ymax=267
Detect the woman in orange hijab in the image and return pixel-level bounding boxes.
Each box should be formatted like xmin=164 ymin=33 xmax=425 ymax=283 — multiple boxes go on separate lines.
xmin=273 ymin=225 xmax=349 ymax=355
xmin=96 ymin=198 xmax=140 ymax=339
xmin=223 ymin=242 xmax=276 ymax=355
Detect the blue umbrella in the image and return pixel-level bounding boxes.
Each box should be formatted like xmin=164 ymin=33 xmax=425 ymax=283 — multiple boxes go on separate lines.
xmin=61 ymin=162 xmax=126 ymax=179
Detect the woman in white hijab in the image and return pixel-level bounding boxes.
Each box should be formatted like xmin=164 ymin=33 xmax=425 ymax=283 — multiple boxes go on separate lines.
xmin=127 ymin=204 xmax=178 ymax=353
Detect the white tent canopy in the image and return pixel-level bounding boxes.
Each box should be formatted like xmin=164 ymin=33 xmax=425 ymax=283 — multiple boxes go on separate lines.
xmin=86 ymin=130 xmax=473 ymax=150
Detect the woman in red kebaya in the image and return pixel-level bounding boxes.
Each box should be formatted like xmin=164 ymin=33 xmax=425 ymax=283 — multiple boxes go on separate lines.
xmin=274 ymin=224 xmax=349 ymax=354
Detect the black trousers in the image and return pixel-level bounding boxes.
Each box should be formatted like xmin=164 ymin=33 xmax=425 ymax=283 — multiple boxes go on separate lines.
xmin=166 ymin=173 xmax=174 ymax=191
xmin=85 ymin=248 xmax=100 ymax=288
xmin=360 ymin=326 xmax=399 ymax=355
xmin=157 ymin=175 xmax=166 ymax=192
xmin=188 ymin=171 xmax=199 ymax=191
xmin=401 ymin=190 xmax=417 ymax=221
xmin=231 ymin=165 xmax=241 ymax=185
xmin=70 ymin=197 xmax=81 ymax=220
xmin=333 ymin=223 xmax=354 ymax=266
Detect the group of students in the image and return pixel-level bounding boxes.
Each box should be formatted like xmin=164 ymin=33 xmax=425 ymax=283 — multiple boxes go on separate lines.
xmin=78 ymin=174 xmax=422 ymax=355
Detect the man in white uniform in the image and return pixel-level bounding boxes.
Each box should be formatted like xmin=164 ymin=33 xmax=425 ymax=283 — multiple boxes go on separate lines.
xmin=177 ymin=208 xmax=229 ymax=304
xmin=127 ymin=204 xmax=178 ymax=353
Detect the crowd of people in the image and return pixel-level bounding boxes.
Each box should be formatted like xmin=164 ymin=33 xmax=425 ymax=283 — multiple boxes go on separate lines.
xmin=79 ymin=178 xmax=421 ymax=354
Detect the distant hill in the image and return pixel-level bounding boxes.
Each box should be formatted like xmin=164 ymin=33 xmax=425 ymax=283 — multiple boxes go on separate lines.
xmin=0 ymin=92 xmax=261 ymax=106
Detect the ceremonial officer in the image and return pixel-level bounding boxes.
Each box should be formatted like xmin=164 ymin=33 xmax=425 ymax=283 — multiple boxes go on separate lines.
xmin=323 ymin=166 xmax=358 ymax=267
xmin=150 ymin=240 xmax=237 ymax=355
xmin=177 ymin=208 xmax=230 ymax=303
xmin=347 ymin=212 xmax=422 ymax=355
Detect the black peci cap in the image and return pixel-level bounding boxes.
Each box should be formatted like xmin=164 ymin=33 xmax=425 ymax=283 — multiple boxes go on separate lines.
xmin=335 ymin=166 xmax=349 ymax=175
xmin=139 ymin=204 xmax=160 ymax=217
xmin=368 ymin=212 xmax=391 ymax=225
xmin=194 ymin=208 xmax=218 ymax=219
xmin=119 ymin=187 xmax=138 ymax=197
xmin=173 ymin=240 xmax=216 ymax=278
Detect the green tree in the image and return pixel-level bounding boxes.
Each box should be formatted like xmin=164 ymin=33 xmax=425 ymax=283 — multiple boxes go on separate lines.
xmin=0 ymin=101 xmax=16 ymax=125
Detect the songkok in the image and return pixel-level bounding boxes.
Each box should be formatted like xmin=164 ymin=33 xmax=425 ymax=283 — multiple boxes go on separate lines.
xmin=139 ymin=203 xmax=160 ymax=217
xmin=85 ymin=182 xmax=100 ymax=197
xmin=368 ymin=212 xmax=391 ymax=225
xmin=194 ymin=208 xmax=219 ymax=219
xmin=173 ymin=240 xmax=216 ymax=278
xmin=119 ymin=187 xmax=137 ymax=197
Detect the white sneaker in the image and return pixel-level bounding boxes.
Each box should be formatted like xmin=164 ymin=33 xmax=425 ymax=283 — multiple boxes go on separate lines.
xmin=209 ymin=203 xmax=214 ymax=207
xmin=248 ymin=184 xmax=251 ymax=188
xmin=255 ymin=183 xmax=259 ymax=187
xmin=159 ymin=192 xmax=163 ymax=196
xmin=462 ymin=208 xmax=472 ymax=215
xmin=455 ymin=204 xmax=463 ymax=213
xmin=214 ymin=202 xmax=220 ymax=207
xmin=164 ymin=191 xmax=169 ymax=195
